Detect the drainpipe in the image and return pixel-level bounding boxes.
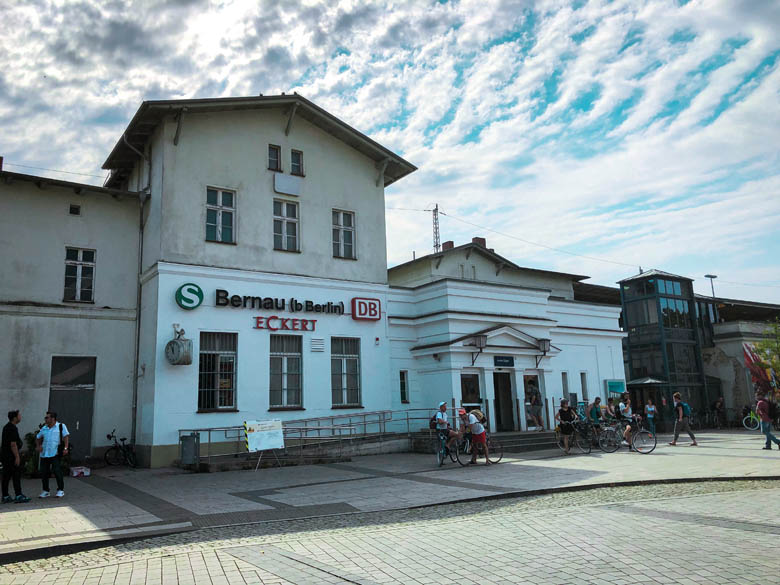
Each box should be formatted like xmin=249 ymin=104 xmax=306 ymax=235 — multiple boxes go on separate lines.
xmin=131 ymin=145 xmax=151 ymax=447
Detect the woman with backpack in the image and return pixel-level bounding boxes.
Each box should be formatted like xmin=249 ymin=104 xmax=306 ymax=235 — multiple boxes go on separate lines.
xmin=756 ymin=391 xmax=780 ymax=450
xmin=668 ymin=392 xmax=698 ymax=447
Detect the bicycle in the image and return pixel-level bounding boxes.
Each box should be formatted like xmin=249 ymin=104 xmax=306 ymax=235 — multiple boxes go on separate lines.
xmin=688 ymin=410 xmax=702 ymax=432
xmin=454 ymin=431 xmax=503 ymax=465
xmin=435 ymin=430 xmax=458 ymax=466
xmin=598 ymin=417 xmax=656 ymax=454
xmin=743 ymin=409 xmax=760 ymax=431
xmin=104 ymin=429 xmax=137 ymax=467
xmin=555 ymin=419 xmax=592 ymax=454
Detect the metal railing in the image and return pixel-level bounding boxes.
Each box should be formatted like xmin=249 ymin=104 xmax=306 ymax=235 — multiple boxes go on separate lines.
xmin=176 ymin=408 xmax=444 ymax=466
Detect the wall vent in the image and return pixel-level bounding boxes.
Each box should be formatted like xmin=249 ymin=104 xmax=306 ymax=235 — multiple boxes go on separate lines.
xmin=311 ymin=338 xmax=325 ymax=352
xmin=69 ymin=204 xmax=81 ymax=216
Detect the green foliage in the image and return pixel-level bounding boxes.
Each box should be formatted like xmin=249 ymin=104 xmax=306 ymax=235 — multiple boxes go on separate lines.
xmin=754 ymin=318 xmax=780 ymax=375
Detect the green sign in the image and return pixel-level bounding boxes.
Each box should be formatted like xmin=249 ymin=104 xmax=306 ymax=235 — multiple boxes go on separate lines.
xmin=606 ymin=380 xmax=626 ymax=395
xmin=175 ymin=283 xmax=204 ymax=310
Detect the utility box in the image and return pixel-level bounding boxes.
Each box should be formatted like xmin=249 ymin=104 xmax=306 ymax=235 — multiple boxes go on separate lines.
xmin=180 ymin=433 xmax=200 ymax=466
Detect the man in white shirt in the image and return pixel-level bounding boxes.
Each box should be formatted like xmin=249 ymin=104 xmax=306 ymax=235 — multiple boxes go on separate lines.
xmin=36 ymin=411 xmax=69 ymax=498
xmin=435 ymin=402 xmax=459 ymax=452
xmin=459 ymin=408 xmax=490 ymax=465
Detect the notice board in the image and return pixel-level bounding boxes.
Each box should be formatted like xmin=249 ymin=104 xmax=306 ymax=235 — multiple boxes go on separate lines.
xmin=244 ymin=420 xmax=284 ymax=453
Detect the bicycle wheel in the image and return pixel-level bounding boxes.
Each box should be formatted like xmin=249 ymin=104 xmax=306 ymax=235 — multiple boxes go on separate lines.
xmin=124 ymin=448 xmax=138 ymax=468
xmin=743 ymin=414 xmax=760 ymax=431
xmin=486 ymin=438 xmax=503 ymax=463
xmin=448 ymin=442 xmax=458 ymax=463
xmin=104 ymin=446 xmax=123 ymax=466
xmin=555 ymin=429 xmax=567 ymax=452
xmin=455 ymin=439 xmax=472 ymax=466
xmin=436 ymin=437 xmax=445 ymax=466
xmin=632 ymin=430 xmax=657 ymax=454
xmin=598 ymin=429 xmax=620 ymax=453
xmin=574 ymin=430 xmax=592 ymax=454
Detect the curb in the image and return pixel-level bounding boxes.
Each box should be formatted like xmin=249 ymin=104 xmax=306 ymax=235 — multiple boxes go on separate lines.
xmin=3 ymin=474 xmax=779 ymax=566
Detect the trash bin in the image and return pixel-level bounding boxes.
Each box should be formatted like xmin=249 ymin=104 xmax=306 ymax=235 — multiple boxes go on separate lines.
xmin=180 ymin=433 xmax=200 ymax=465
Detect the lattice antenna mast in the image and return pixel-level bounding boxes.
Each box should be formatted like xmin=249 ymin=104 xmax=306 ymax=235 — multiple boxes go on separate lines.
xmin=432 ymin=203 xmax=441 ymax=253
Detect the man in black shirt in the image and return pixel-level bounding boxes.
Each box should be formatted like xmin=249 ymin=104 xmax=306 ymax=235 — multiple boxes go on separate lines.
xmin=2 ymin=410 xmax=30 ymax=503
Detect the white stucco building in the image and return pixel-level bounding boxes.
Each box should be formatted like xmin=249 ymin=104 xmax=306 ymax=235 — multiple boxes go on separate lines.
xmin=387 ymin=239 xmax=626 ymax=431
xmin=1 ymin=94 xmax=626 ymax=467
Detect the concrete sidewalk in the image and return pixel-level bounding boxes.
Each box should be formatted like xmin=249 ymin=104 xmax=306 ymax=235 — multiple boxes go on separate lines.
xmin=1 ymin=430 xmax=778 ymax=558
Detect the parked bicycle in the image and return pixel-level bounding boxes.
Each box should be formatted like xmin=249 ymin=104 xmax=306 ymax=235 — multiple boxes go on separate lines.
xmin=743 ymin=408 xmax=760 ymax=431
xmin=104 ymin=429 xmax=137 ymax=467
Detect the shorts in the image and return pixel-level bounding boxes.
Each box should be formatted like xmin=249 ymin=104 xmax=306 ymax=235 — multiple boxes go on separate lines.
xmin=559 ymin=422 xmax=574 ymax=436
xmin=532 ymin=405 xmax=542 ymax=416
xmin=472 ymin=431 xmax=486 ymax=445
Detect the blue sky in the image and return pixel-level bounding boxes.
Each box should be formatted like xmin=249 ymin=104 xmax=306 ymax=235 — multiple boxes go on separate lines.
xmin=1 ymin=0 xmax=778 ymax=302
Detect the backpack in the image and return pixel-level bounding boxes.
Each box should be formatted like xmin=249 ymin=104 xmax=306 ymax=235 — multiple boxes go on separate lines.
xmin=679 ymin=402 xmax=691 ymax=417
xmin=429 ymin=414 xmax=438 ymax=430
xmin=768 ymin=401 xmax=779 ymax=420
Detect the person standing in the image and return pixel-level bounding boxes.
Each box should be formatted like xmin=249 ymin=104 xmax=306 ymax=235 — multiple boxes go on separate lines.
xmin=644 ymin=398 xmax=657 ymax=436
xmin=2 ymin=410 xmax=30 ymax=503
xmin=756 ymin=392 xmax=780 ymax=451
xmin=668 ymin=392 xmax=697 ymax=446
xmin=555 ymin=399 xmax=576 ymax=455
xmin=36 ymin=411 xmax=69 ymax=498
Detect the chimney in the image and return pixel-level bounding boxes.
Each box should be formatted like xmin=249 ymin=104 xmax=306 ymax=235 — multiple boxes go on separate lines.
xmin=442 ymin=240 xmax=454 ymax=251
xmin=472 ymin=237 xmax=486 ymax=248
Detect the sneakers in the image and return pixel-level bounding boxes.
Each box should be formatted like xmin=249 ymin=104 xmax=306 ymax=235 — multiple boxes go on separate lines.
xmin=1 ymin=495 xmax=12 ymax=504
xmin=14 ymin=494 xmax=30 ymax=503
xmin=763 ymin=446 xmax=772 ymax=450
xmin=39 ymin=491 xmax=50 ymax=498
xmin=55 ymin=490 xmax=65 ymax=498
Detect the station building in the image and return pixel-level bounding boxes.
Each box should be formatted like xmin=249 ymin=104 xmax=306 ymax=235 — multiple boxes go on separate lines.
xmin=0 ymin=95 xmax=625 ymax=467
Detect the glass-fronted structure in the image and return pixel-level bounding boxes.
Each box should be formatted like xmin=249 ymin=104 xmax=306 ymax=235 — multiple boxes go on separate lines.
xmin=619 ymin=270 xmax=718 ymax=429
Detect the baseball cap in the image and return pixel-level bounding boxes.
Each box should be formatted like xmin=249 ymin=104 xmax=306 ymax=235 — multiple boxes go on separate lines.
xmin=438 ymin=401 xmax=447 ymax=408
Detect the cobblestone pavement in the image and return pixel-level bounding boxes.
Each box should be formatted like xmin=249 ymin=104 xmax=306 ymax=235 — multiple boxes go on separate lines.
xmin=2 ymin=479 xmax=779 ymax=584
xmin=2 ymin=431 xmax=778 ymax=557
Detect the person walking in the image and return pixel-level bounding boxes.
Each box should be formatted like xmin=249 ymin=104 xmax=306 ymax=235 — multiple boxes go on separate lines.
xmin=644 ymin=398 xmax=657 ymax=436
xmin=36 ymin=411 xmax=69 ymax=498
xmin=2 ymin=410 xmax=30 ymax=504
xmin=756 ymin=392 xmax=780 ymax=451
xmin=668 ymin=392 xmax=698 ymax=447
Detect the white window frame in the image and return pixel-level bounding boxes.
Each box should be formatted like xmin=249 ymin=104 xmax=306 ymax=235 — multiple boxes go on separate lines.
xmin=332 ymin=209 xmax=356 ymax=259
xmin=273 ymin=199 xmax=299 ymax=251
xmin=198 ymin=332 xmax=237 ymax=411
xmin=64 ymin=247 xmax=96 ymax=303
xmin=269 ymin=335 xmax=303 ymax=408
xmin=331 ymin=337 xmax=361 ymax=407
xmin=400 ymin=370 xmax=409 ymax=404
xmin=206 ymin=187 xmax=236 ymax=244
xmin=291 ymin=149 xmax=304 ymax=176
xmin=268 ymin=144 xmax=281 ymax=171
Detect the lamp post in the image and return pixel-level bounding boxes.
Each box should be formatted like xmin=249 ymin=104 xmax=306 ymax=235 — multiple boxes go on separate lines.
xmin=704 ymin=274 xmax=717 ymax=298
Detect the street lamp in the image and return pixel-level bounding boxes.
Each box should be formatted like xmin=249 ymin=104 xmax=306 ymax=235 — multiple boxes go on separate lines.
xmin=704 ymin=274 xmax=718 ymax=298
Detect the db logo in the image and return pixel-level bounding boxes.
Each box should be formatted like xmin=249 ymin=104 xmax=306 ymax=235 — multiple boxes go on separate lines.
xmin=351 ymin=298 xmax=381 ymax=321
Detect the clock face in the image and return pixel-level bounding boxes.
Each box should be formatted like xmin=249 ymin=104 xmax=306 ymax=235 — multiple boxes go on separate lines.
xmin=165 ymin=340 xmax=181 ymax=363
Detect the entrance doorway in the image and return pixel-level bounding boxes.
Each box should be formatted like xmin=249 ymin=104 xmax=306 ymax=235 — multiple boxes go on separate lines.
xmin=493 ymin=373 xmax=514 ymax=431
xmin=49 ymin=356 xmax=96 ymax=462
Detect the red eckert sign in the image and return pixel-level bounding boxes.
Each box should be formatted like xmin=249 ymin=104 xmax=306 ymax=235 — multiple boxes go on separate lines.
xmin=253 ymin=316 xmax=317 ymax=332
xmin=351 ymin=298 xmax=381 ymax=321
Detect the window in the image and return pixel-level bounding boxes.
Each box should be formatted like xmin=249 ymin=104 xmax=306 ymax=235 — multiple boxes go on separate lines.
xmin=268 ymin=144 xmax=281 ymax=171
xmin=270 ymin=335 xmax=302 ymax=408
xmin=273 ymin=200 xmax=298 ymax=251
xmin=331 ymin=337 xmax=361 ymax=406
xmin=460 ymin=374 xmax=480 ymax=403
xmin=69 ymin=204 xmax=81 ymax=216
xmin=206 ymin=187 xmax=235 ymax=243
xmin=400 ymin=370 xmax=409 ymax=403
xmin=198 ymin=333 xmax=237 ymax=410
xmin=580 ymin=372 xmax=588 ymax=400
xmin=332 ymin=210 xmax=355 ymax=259
xmin=291 ymin=149 xmax=303 ymax=176
xmin=561 ymin=372 xmax=569 ymax=394
xmin=64 ymin=248 xmax=95 ymax=302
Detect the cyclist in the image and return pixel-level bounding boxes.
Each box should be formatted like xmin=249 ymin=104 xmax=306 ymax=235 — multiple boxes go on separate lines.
xmin=618 ymin=394 xmax=634 ymax=446
xmin=555 ymin=399 xmax=576 ymax=455
xmin=459 ymin=408 xmax=490 ymax=464
xmin=434 ymin=401 xmax=459 ymax=453
xmin=604 ymin=397 xmax=617 ymax=421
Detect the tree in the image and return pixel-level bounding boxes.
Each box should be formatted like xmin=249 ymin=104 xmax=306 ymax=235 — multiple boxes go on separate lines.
xmin=752 ymin=317 xmax=780 ymax=395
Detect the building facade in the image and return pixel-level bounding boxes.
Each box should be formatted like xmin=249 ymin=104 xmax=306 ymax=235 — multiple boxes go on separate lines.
xmin=388 ymin=239 xmax=626 ymax=431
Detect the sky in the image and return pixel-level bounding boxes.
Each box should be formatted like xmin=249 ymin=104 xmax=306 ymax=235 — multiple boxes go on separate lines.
xmin=1 ymin=0 xmax=779 ymax=303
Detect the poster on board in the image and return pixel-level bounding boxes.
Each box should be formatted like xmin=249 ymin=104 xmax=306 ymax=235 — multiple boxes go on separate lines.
xmin=244 ymin=420 xmax=284 ymax=452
